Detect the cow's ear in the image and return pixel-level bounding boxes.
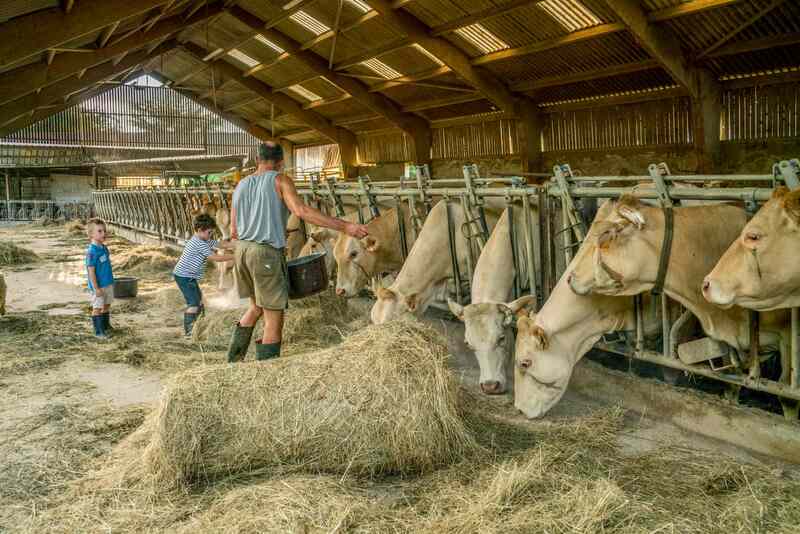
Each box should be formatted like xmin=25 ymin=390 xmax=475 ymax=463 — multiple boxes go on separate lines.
xmin=501 ymin=295 xmax=536 ymax=326
xmin=773 ymin=186 xmax=789 ymax=200
xmin=616 ymin=202 xmax=645 ymax=229
xmin=376 ymin=287 xmax=396 ymax=301
xmin=362 ymin=236 xmax=380 ymax=252
xmin=784 ymin=188 xmax=800 ymax=224
xmin=447 ymin=299 xmax=464 ymax=321
xmin=405 ymin=293 xmax=418 ymax=312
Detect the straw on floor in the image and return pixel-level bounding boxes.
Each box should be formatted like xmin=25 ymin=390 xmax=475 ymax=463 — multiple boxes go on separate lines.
xmin=114 ymin=246 xmax=179 ymax=277
xmin=0 ymin=241 xmax=38 ymax=266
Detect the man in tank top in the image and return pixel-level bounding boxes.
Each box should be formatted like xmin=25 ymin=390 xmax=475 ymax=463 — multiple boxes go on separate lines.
xmin=227 ymin=142 xmax=368 ymax=362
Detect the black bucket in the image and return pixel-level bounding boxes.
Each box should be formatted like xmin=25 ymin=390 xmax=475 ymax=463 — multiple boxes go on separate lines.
xmin=287 ymin=252 xmax=328 ymax=300
xmin=113 ymin=276 xmax=139 ymax=298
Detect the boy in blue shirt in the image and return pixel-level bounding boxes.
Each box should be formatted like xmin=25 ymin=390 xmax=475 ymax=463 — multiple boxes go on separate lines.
xmin=85 ymin=218 xmax=114 ymax=339
xmin=173 ymin=213 xmax=234 ymax=335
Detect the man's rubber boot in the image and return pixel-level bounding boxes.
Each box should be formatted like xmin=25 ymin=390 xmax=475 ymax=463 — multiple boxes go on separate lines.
xmin=255 ymin=340 xmax=281 ymax=361
xmin=102 ymin=312 xmax=113 ymax=332
xmin=226 ymin=323 xmax=254 ymax=363
xmin=184 ymin=312 xmax=199 ymax=336
xmin=92 ymin=315 xmax=108 ymax=339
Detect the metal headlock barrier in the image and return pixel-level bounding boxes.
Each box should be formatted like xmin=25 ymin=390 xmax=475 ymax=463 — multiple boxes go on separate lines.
xmin=92 ymin=160 xmax=800 ymax=413
xmin=1 ymin=200 xmax=93 ymax=221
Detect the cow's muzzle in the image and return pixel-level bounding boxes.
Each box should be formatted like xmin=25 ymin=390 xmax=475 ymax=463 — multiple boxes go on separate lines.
xmin=480 ymin=380 xmax=505 ymax=395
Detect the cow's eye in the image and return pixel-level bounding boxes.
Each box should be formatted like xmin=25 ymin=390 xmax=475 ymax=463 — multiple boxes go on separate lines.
xmin=746 ymin=232 xmax=761 ymax=242
xmin=349 ymin=250 xmax=358 ymax=259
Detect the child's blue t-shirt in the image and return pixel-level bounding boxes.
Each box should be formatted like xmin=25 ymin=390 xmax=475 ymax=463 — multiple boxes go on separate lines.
xmin=85 ymin=243 xmax=114 ymax=291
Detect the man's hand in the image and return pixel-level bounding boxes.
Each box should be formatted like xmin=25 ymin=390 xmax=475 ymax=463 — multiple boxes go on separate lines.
xmin=344 ymin=222 xmax=369 ymax=239
xmin=95 ymin=287 xmax=105 ymax=297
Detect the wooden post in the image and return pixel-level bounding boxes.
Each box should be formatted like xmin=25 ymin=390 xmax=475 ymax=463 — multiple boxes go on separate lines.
xmin=4 ymin=171 xmax=9 ymax=200
xmin=518 ymin=99 xmax=543 ymax=175
xmin=411 ymin=128 xmax=432 ymax=170
xmin=693 ymin=69 xmax=721 ymax=173
xmin=280 ymin=139 xmax=294 ymax=176
xmin=92 ymin=166 xmax=98 ymax=189
xmin=339 ymin=135 xmax=358 ymax=180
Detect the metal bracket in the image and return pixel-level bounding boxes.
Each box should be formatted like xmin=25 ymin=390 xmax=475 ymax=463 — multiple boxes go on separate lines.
xmin=552 ymin=163 xmax=586 ymax=243
xmin=325 ymin=176 xmax=346 ymax=218
xmin=358 ymin=175 xmax=380 ymax=219
xmin=648 ymin=162 xmax=673 ymax=208
xmin=774 ymin=159 xmax=800 ymax=190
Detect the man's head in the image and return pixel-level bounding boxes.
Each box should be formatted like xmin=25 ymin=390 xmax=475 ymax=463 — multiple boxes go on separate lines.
xmin=87 ymin=218 xmax=107 ymax=243
xmin=257 ymin=142 xmax=284 ymax=170
xmin=193 ymin=213 xmax=217 ymax=240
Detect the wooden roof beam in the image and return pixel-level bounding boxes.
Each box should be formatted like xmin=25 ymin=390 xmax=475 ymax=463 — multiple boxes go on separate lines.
xmin=511 ymin=60 xmax=661 ymax=92
xmin=0 ymin=4 xmax=223 ymax=107
xmin=229 ymin=6 xmax=430 ymax=138
xmin=0 ymin=41 xmax=179 ymax=128
xmin=181 ymin=41 xmax=356 ymax=145
xmin=364 ymin=0 xmax=520 ymax=112
xmin=605 ymin=0 xmax=701 ymax=98
xmin=0 ymin=0 xmax=171 ymax=67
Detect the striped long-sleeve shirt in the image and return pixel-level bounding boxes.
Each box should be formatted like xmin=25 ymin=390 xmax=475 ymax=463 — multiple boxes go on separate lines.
xmin=173 ymin=236 xmax=219 ymax=279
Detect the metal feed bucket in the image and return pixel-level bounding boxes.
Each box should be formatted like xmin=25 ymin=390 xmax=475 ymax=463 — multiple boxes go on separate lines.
xmin=287 ymin=252 xmax=328 ymax=299
xmin=113 ymin=277 xmax=139 ymax=298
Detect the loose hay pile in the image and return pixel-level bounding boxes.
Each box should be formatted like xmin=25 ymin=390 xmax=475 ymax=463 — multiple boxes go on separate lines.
xmin=191 ymin=291 xmax=363 ymax=354
xmin=64 ymin=219 xmax=85 ymax=236
xmin=114 ymin=245 xmax=179 ymax=277
xmin=129 ymin=319 xmax=476 ymax=491
xmin=0 ymin=241 xmax=38 ymax=266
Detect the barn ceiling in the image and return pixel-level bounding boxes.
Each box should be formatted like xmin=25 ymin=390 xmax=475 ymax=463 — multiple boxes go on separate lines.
xmin=0 ymin=0 xmax=797 ymax=147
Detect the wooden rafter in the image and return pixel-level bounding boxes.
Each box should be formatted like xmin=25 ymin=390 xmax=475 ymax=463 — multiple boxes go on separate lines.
xmin=364 ymin=0 xmax=520 ymax=112
xmin=511 ymin=60 xmax=661 ymax=93
xmin=697 ymin=0 xmax=787 ymax=59
xmin=605 ymin=0 xmax=700 ymax=98
xmin=229 ymin=6 xmax=430 ymax=138
xmin=181 ymin=41 xmax=356 ymax=145
xmin=98 ymin=21 xmax=122 ymax=48
xmin=0 ymin=0 xmax=170 ymax=67
xmin=0 ymin=41 xmax=179 ymax=128
xmin=0 ymin=4 xmax=223 ymax=107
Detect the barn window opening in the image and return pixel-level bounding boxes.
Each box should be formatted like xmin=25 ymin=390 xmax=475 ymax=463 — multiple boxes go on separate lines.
xmin=412 ymin=43 xmax=445 ymax=66
xmin=227 ymin=48 xmax=260 ymax=68
xmin=290 ymin=11 xmax=330 ymax=35
xmin=454 ymin=23 xmax=509 ymax=54
xmin=254 ymin=34 xmax=285 ymax=54
xmin=288 ymin=84 xmax=323 ymax=101
xmin=361 ymin=58 xmax=403 ymax=79
xmin=125 ymin=74 xmax=163 ymax=87
xmin=346 ymin=0 xmax=371 ymax=13
xmin=538 ymin=0 xmax=601 ymax=32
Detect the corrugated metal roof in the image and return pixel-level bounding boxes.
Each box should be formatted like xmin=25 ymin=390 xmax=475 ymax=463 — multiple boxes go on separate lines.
xmin=531 ymin=69 xmax=678 ymax=104
xmin=0 ymin=0 xmax=58 ymax=23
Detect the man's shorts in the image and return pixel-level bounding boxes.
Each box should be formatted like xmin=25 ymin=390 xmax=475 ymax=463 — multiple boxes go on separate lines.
xmin=89 ymin=284 xmax=114 ymax=309
xmin=174 ymin=275 xmax=203 ymax=308
xmin=234 ymin=240 xmax=288 ymax=311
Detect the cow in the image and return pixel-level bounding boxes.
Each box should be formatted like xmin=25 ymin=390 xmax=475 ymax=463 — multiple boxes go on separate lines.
xmin=446 ymin=206 xmax=540 ymax=395
xmin=371 ymin=198 xmax=505 ymax=324
xmin=333 ymin=203 xmax=421 ymax=298
xmin=0 ymin=273 xmax=5 ymax=315
xmin=703 ymin=187 xmax=800 ymax=311
xmin=565 ymin=196 xmax=794 ymax=417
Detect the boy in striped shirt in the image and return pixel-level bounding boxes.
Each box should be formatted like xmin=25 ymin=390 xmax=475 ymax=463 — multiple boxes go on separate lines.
xmin=173 ymin=214 xmax=234 ymax=335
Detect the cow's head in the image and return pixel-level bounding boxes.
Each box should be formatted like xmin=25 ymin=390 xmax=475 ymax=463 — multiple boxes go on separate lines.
xmin=514 ymin=314 xmax=574 ymax=418
xmin=703 ymin=187 xmax=800 ymax=310
xmin=370 ymin=285 xmax=420 ymax=324
xmin=448 ymin=295 xmax=535 ymax=395
xmin=568 ymin=195 xmax=656 ymax=297
xmin=334 ymin=232 xmax=381 ymax=297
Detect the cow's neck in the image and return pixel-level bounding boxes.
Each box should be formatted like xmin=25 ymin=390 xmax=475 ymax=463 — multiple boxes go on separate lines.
xmin=472 ymin=212 xmax=514 ymax=303
xmin=653 ymin=206 xmax=751 ymax=350
xmin=538 ymin=273 xmax=630 ymax=366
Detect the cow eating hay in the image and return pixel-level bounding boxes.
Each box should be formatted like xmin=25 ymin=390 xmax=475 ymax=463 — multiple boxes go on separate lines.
xmin=127 ymin=319 xmax=476 ymax=491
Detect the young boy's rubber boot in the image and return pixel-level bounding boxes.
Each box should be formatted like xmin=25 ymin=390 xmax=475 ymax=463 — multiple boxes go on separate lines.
xmin=255 ymin=340 xmax=281 ymax=361
xmin=226 ymin=323 xmax=254 ymax=362
xmin=184 ymin=312 xmax=200 ymax=336
xmin=92 ymin=315 xmax=109 ymax=340
xmin=102 ymin=312 xmax=113 ymax=332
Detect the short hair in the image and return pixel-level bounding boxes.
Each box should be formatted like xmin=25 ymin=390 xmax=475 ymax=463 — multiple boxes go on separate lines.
xmin=86 ymin=217 xmax=106 ymax=237
xmin=258 ymin=142 xmax=283 ymax=163
xmin=193 ymin=213 xmax=217 ymax=232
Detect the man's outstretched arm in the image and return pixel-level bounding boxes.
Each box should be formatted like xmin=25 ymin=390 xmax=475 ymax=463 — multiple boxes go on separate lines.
xmin=277 ymin=175 xmax=368 ymax=239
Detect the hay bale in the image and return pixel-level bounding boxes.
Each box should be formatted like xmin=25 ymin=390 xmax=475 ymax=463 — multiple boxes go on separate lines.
xmin=137 ymin=319 xmax=476 ymax=490
xmin=114 ymin=245 xmax=179 ymax=277
xmin=191 ymin=291 xmax=359 ymax=354
xmin=64 ymin=219 xmax=86 ymax=236
xmin=0 ymin=241 xmax=39 ymax=266
xmin=150 ymin=287 xmax=186 ymax=314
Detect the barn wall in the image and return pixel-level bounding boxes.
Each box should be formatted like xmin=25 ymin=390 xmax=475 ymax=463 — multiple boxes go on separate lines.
xmin=50 ymin=174 xmax=98 ymax=202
